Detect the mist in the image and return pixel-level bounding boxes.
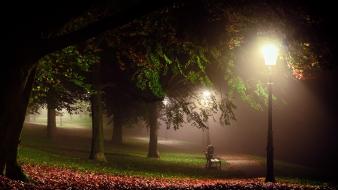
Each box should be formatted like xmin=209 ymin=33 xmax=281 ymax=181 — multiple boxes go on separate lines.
xmin=25 ymin=69 xmax=338 ymax=177
xmin=152 ymin=70 xmax=338 ymax=172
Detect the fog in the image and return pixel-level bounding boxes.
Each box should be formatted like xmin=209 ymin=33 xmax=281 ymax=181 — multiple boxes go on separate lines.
xmin=26 ymin=70 xmax=337 ymax=174
xmin=154 ymin=70 xmax=338 ymax=171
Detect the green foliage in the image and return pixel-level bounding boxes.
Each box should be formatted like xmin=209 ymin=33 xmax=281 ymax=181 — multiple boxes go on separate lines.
xmin=161 ymin=90 xmax=230 ymax=130
xmin=100 ymin=8 xmax=213 ymax=99
xmin=40 ymin=1 xmax=327 ymax=131
xmin=96 ymin=8 xmax=222 ymax=130
xmin=30 ymin=46 xmax=99 ymax=113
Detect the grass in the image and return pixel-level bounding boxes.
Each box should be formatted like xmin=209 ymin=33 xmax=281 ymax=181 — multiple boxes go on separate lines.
xmin=18 ymin=144 xmax=231 ymax=179
xmin=18 ymin=123 xmax=336 ymax=187
xmin=19 ymin=124 xmax=233 ymax=179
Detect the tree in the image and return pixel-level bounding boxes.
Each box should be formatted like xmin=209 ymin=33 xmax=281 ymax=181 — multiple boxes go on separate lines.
xmin=104 ymin=87 xmax=141 ymax=146
xmin=145 ymin=102 xmax=161 ymax=158
xmin=30 ymin=46 xmax=94 ymax=138
xmin=1 ymin=1 xmax=176 ymax=180
xmin=88 ymin=66 xmax=106 ymax=162
xmin=96 ymin=12 xmax=212 ymax=157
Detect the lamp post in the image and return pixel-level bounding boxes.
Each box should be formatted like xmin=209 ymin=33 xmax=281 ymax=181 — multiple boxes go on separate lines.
xmin=162 ymin=97 xmax=169 ymax=139
xmin=202 ymin=90 xmax=211 ymax=145
xmin=162 ymin=97 xmax=169 ymax=106
xmin=262 ymin=43 xmax=278 ymax=182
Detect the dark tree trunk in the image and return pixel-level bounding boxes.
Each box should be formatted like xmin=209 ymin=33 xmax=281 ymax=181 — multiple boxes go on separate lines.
xmin=89 ymin=63 xmax=106 ymax=162
xmin=147 ymin=102 xmax=160 ymax=158
xmin=89 ymin=93 xmax=106 ymax=162
xmin=47 ymin=90 xmax=57 ymax=138
xmin=0 ymin=65 xmax=36 ymax=181
xmin=47 ymin=108 xmax=57 ymax=138
xmin=112 ymin=115 xmax=123 ymax=145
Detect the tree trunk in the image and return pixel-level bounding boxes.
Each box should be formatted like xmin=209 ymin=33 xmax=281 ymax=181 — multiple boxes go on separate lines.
xmin=112 ymin=115 xmax=123 ymax=145
xmin=47 ymin=91 xmax=57 ymax=138
xmin=47 ymin=107 xmax=57 ymax=138
xmin=147 ymin=102 xmax=160 ymax=158
xmin=89 ymin=93 xmax=106 ymax=162
xmin=89 ymin=62 xmax=106 ymax=162
xmin=0 ymin=65 xmax=36 ymax=181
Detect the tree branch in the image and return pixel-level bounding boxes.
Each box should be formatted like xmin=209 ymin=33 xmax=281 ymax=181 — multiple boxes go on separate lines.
xmin=41 ymin=1 xmax=175 ymax=54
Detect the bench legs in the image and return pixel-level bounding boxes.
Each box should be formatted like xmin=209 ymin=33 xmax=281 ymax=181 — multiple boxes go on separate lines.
xmin=205 ymin=160 xmax=221 ymax=169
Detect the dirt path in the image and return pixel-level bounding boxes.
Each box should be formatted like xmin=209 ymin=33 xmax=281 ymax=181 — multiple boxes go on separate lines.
xmin=220 ymin=154 xmax=265 ymax=177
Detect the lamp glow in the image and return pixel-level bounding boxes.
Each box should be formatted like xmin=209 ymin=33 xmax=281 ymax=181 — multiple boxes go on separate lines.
xmin=262 ymin=44 xmax=278 ymax=66
xmin=202 ymin=90 xmax=211 ymax=99
xmin=163 ymin=97 xmax=169 ymax=106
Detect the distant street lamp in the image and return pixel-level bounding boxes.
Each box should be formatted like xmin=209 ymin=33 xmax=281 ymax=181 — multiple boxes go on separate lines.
xmin=202 ymin=90 xmax=211 ymax=99
xmin=162 ymin=97 xmax=169 ymax=106
xmin=262 ymin=43 xmax=278 ymax=182
xmin=202 ymin=90 xmax=211 ymax=145
xmin=162 ymin=97 xmax=169 ymax=139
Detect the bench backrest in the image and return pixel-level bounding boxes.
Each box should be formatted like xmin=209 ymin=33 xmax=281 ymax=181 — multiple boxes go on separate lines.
xmin=205 ymin=145 xmax=215 ymax=160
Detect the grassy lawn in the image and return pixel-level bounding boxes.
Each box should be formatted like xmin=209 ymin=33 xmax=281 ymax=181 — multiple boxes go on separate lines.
xmin=18 ymin=123 xmax=336 ymax=187
xmin=18 ymin=147 xmax=231 ymax=179
xmin=19 ymin=124 xmax=232 ymax=179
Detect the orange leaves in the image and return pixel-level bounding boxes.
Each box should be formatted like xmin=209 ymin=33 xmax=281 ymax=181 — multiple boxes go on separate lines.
xmin=292 ymin=69 xmax=305 ymax=80
xmin=1 ymin=164 xmax=334 ymax=189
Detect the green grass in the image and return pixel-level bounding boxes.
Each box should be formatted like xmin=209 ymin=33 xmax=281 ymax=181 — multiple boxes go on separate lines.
xmin=18 ymin=124 xmax=335 ymax=186
xmin=19 ymin=124 xmax=233 ymax=179
xmin=18 ymin=146 xmax=230 ymax=179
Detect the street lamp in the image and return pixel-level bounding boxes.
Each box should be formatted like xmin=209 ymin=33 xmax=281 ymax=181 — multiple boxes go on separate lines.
xmin=162 ymin=97 xmax=169 ymax=106
xmin=262 ymin=43 xmax=278 ymax=182
xmin=202 ymin=90 xmax=211 ymax=99
xmin=201 ymin=90 xmax=211 ymax=145
xmin=162 ymin=97 xmax=170 ymax=139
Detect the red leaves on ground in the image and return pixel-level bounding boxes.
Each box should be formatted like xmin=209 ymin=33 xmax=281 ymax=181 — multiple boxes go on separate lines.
xmin=0 ymin=164 xmax=335 ymax=189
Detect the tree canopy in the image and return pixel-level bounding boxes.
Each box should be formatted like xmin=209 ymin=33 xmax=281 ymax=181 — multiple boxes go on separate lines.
xmin=40 ymin=0 xmax=337 ymax=129
xmin=29 ymin=46 xmax=98 ymax=114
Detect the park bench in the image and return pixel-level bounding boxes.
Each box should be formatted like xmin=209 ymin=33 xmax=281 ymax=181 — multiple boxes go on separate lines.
xmin=204 ymin=145 xmax=221 ymax=169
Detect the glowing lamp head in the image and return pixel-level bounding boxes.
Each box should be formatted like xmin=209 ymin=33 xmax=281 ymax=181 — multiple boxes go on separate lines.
xmin=202 ymin=90 xmax=211 ymax=99
xmin=162 ymin=97 xmax=169 ymax=106
xmin=262 ymin=43 xmax=278 ymax=66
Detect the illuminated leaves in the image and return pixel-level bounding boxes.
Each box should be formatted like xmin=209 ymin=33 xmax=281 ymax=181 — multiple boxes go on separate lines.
xmin=286 ymin=41 xmax=321 ymax=80
xmin=209 ymin=1 xmax=328 ymax=82
xmin=99 ymin=7 xmax=213 ymax=99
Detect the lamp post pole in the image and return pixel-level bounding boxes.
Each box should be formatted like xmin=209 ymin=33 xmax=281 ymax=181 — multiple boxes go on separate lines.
xmin=262 ymin=43 xmax=278 ymax=182
xmin=202 ymin=90 xmax=212 ymax=146
xmin=266 ymin=67 xmax=275 ymax=182
xmin=206 ymin=128 xmax=210 ymax=145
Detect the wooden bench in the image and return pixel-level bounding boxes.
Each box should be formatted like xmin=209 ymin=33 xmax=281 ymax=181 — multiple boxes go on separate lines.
xmin=205 ymin=152 xmax=221 ymax=169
